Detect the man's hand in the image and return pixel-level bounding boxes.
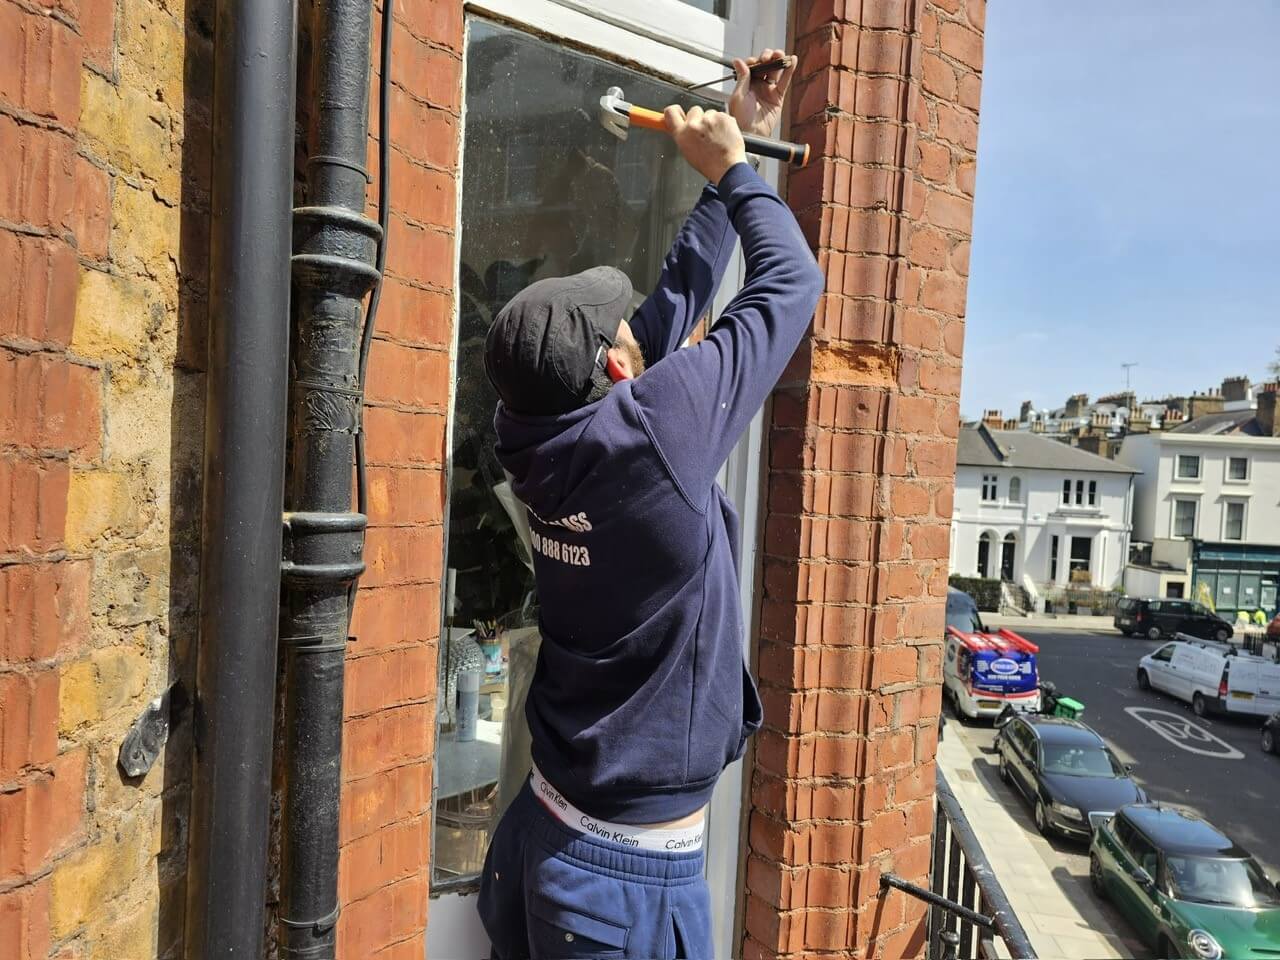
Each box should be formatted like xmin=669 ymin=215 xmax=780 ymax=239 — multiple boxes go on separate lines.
xmin=728 ymin=48 xmax=796 ymax=139
xmin=664 ymin=105 xmax=747 ymax=185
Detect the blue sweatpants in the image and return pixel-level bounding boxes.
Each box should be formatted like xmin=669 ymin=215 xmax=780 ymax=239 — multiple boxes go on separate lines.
xmin=477 ymin=781 xmax=713 ymax=959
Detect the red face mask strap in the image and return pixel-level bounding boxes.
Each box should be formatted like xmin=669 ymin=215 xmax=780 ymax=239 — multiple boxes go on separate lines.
xmin=605 ymin=354 xmax=629 ymax=382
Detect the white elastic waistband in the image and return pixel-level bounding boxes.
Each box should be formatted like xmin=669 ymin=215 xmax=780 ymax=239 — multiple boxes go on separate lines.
xmin=529 ymin=764 xmax=705 ymax=853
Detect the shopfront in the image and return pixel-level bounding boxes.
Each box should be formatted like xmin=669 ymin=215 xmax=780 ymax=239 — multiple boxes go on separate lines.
xmin=1192 ymin=542 xmax=1280 ymax=621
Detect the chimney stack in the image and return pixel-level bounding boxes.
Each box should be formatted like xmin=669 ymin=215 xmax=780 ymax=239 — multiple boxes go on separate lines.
xmin=1064 ymin=393 xmax=1090 ymax=419
xmin=1258 ymin=383 xmax=1279 ymax=437
xmin=1221 ymin=376 xmax=1251 ymax=403
xmin=1019 ymin=400 xmax=1034 ymax=422
xmin=1187 ymin=390 xmax=1225 ymax=421
xmin=982 ymin=409 xmax=1003 ymax=430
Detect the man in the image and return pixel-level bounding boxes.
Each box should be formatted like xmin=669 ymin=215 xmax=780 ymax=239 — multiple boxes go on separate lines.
xmin=478 ymin=50 xmax=823 ymax=958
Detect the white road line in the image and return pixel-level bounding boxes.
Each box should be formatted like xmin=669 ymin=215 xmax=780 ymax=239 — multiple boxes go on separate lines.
xmin=1123 ymin=707 xmax=1245 ymax=759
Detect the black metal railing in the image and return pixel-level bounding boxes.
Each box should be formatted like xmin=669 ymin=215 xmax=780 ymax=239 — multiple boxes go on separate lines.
xmin=882 ymin=768 xmax=1036 ymax=959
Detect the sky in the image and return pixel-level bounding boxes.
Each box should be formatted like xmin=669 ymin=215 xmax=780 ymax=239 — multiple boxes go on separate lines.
xmin=961 ymin=2 xmax=1280 ymax=419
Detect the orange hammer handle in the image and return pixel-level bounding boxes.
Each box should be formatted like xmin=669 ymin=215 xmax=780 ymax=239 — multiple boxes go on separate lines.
xmin=625 ymin=105 xmax=810 ymax=168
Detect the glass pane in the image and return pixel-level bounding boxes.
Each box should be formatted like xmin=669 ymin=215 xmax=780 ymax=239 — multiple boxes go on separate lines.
xmin=1225 ymin=502 xmax=1244 ymax=540
xmin=1229 ymin=457 xmax=1248 ymax=480
xmin=433 ymin=18 xmax=716 ymax=889
xmin=1177 ymin=455 xmax=1200 ymax=479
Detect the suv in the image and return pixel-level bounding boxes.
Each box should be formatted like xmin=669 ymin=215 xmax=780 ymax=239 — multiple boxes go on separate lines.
xmin=1090 ymin=804 xmax=1280 ymax=959
xmin=1115 ymin=598 xmax=1233 ymax=643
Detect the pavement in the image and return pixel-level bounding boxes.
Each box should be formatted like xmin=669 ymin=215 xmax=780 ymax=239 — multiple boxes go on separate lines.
xmin=985 ymin=612 xmax=1116 ymax=632
xmin=938 ymin=721 xmax=1143 ymax=959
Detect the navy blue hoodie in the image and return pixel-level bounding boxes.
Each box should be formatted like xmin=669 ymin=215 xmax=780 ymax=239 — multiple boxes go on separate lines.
xmin=494 ymin=163 xmax=824 ymax=823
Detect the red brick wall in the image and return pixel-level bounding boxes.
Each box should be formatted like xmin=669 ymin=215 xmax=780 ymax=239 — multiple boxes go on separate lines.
xmin=745 ymin=1 xmax=983 ymax=956
xmin=337 ymin=1 xmax=460 ymax=956
xmin=1 ymin=1 xmax=100 ymax=955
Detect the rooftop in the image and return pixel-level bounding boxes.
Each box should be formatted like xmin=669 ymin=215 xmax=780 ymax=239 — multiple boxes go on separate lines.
xmin=957 ymin=425 xmax=1139 ymax=473
xmin=1168 ymin=409 xmax=1263 ymax=436
xmin=1122 ymin=804 xmax=1245 ymax=857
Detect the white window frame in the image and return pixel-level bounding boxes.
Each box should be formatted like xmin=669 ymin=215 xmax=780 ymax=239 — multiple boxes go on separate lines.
xmin=1222 ymin=499 xmax=1247 ymax=541
xmin=467 ymin=0 xmax=780 ymax=86
xmin=1087 ymin=479 xmax=1097 ymax=506
xmin=981 ymin=473 xmax=997 ymax=502
xmin=1007 ymin=475 xmax=1021 ymax=503
xmin=1175 ymin=453 xmax=1201 ymax=480
xmin=1225 ymin=456 xmax=1250 ymax=483
xmin=1171 ymin=497 xmax=1199 ymax=539
xmin=434 ymin=9 xmax=790 ymax=955
xmin=1061 ymin=478 xmax=1071 ymax=505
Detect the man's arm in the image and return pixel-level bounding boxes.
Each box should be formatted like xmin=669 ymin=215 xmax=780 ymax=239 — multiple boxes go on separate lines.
xmin=627 ymin=187 xmax=737 ymax=365
xmin=631 ymin=161 xmax=824 ymax=501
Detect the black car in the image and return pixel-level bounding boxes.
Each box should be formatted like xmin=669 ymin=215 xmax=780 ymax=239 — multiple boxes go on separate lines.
xmin=1114 ymin=598 xmax=1233 ymax=643
xmin=1264 ymin=712 xmax=1280 ymax=755
xmin=996 ymin=715 xmax=1146 ymax=840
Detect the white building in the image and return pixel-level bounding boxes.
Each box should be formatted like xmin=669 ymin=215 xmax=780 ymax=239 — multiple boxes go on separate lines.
xmin=951 ymin=425 xmax=1138 ymax=598
xmin=1116 ymin=389 xmax=1280 ymax=616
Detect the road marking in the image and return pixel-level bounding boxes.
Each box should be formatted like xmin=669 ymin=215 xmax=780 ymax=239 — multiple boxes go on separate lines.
xmin=1124 ymin=707 xmax=1244 ymax=759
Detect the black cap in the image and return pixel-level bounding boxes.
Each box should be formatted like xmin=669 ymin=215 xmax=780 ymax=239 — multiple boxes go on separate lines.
xmin=484 ymin=266 xmax=633 ymax=415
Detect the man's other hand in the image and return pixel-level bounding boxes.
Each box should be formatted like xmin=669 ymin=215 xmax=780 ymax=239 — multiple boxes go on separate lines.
xmin=664 ymin=105 xmax=747 ymax=185
xmin=728 ymin=48 xmax=795 ymax=139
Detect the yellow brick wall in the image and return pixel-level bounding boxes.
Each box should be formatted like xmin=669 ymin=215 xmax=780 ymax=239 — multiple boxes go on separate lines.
xmin=45 ymin=0 xmax=204 ymax=955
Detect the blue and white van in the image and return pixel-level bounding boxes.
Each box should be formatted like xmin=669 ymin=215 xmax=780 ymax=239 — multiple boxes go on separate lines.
xmin=944 ymin=590 xmax=1041 ymax=719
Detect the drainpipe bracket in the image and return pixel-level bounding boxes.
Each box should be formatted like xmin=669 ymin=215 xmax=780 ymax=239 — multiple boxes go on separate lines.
xmin=281 ymin=511 xmax=367 ymax=587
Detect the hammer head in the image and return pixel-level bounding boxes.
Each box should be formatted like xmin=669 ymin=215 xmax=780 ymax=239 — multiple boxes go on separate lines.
xmin=598 ymin=86 xmax=631 ymax=141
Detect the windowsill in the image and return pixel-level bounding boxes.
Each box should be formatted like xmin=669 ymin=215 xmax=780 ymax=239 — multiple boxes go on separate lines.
xmin=1216 ymin=490 xmax=1253 ymax=497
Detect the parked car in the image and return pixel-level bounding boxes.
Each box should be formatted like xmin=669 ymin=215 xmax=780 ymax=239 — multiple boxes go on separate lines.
xmin=995 ymin=715 xmax=1145 ymax=840
xmin=1137 ymin=639 xmax=1280 ymax=718
xmin=1090 ymin=804 xmax=1280 ymax=959
xmin=946 ymin=586 xmax=986 ymax=634
xmin=1264 ymin=711 xmax=1279 ymax=755
xmin=1115 ymin=598 xmax=1233 ymax=643
xmin=1268 ymin=614 xmax=1280 ymax=640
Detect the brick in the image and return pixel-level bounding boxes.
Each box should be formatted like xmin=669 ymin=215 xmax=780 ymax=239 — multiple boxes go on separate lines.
xmin=364 ymin=341 xmax=449 ymax=409
xmin=350 ymin=584 xmax=441 ymax=651
xmin=940 ymin=21 xmax=984 ymax=71
xmin=338 ymin=816 xmax=428 ymax=903
xmin=920 ymin=270 xmax=967 ymax=315
xmin=342 ymin=761 xmax=431 ymax=843
xmin=1 ymin=119 xmax=76 ymax=231
xmin=385 ymin=216 xmax=453 ymax=289
xmin=365 ymin=466 xmax=444 ymax=527
xmin=1 ymin=560 xmax=89 ymax=661
xmin=0 ymin=670 xmax=59 ymax=780
xmin=871 ymin=645 xmax=917 ymax=687
xmin=389 ymin=30 xmax=460 ymax=112
xmin=967 ymin=0 xmax=987 ymax=32
xmin=956 ymin=158 xmax=977 ymax=197
xmin=363 ymin=407 xmax=445 ymax=467
xmin=362 ymin=525 xmax=443 ymax=588
xmin=344 ymin=645 xmax=434 ymax=719
xmin=916 ymin=139 xmax=951 ymax=184
xmin=388 ymin=85 xmax=459 ymax=170
xmin=958 ymin=72 xmax=982 ymax=112
xmin=0 ymin=236 xmax=78 ymax=346
xmin=935 ymin=100 xmax=979 ymax=150
xmin=370 ymin=280 xmax=451 ymax=348
xmin=81 ymin=0 xmax=116 ymax=73
xmin=893 ymin=395 xmax=938 ymax=434
xmin=924 ymin=190 xmax=973 ymax=233
xmin=338 ymin=875 xmax=426 ymax=957
xmin=0 ymin=877 xmax=51 ymax=960
xmin=921 ymin=53 xmax=955 ymax=100
xmin=911 ymin=438 xmax=958 ymax=478
xmin=395 ymin=0 xmax=464 ymax=52
xmin=950 ymin=239 xmax=971 ymax=276
xmin=342 ymin=702 xmax=432 ymax=781
xmin=0 ymin=457 xmax=70 ymax=553
xmin=72 ymin=158 xmax=111 ymax=260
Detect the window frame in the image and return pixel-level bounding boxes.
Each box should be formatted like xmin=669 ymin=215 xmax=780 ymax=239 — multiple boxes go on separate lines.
xmin=1007 ymin=475 xmax=1022 ymax=503
xmin=466 ymin=0 xmax=770 ymax=85
xmin=1171 ymin=497 xmax=1199 ymax=539
xmin=1062 ymin=479 xmax=1071 ymax=505
xmin=981 ymin=473 xmax=998 ymax=502
xmin=1049 ymin=534 xmax=1059 ymax=581
xmin=1222 ymin=499 xmax=1247 ymax=542
xmin=1225 ymin=456 xmax=1250 ymax=483
xmin=1087 ymin=479 xmax=1097 ymax=506
xmin=1175 ymin=453 xmax=1202 ymax=480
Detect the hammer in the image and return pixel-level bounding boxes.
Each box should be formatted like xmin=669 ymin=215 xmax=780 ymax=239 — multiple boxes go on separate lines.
xmin=599 ymin=86 xmax=810 ymax=168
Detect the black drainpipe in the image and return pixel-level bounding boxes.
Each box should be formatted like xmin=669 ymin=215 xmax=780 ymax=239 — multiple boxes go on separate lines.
xmin=279 ymin=0 xmax=379 ymax=955
xmin=186 ymin=0 xmax=296 ymax=956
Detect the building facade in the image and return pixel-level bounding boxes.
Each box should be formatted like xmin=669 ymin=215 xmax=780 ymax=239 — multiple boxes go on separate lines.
xmin=1117 ymin=388 xmax=1280 ymax=618
xmin=0 ymin=1 xmax=984 ymax=958
xmin=951 ymin=426 xmax=1136 ymax=597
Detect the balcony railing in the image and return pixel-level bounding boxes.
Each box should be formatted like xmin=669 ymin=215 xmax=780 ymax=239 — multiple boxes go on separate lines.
xmin=882 ymin=768 xmax=1035 ymax=959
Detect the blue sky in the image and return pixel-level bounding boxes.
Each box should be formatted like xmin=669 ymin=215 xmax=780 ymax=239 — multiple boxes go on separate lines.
xmin=961 ymin=2 xmax=1280 ymax=419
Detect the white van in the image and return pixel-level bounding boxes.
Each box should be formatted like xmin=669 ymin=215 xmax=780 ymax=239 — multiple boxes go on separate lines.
xmin=1137 ymin=638 xmax=1280 ymax=718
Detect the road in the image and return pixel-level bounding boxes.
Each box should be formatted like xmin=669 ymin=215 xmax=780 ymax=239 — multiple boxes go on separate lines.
xmin=949 ymin=627 xmax=1280 ymax=879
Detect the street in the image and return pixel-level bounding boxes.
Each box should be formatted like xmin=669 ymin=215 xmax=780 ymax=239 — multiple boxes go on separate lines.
xmin=946 ymin=626 xmax=1280 ymax=957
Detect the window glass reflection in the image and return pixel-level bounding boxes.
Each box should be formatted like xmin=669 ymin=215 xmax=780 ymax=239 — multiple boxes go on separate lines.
xmin=433 ymin=18 xmax=714 ymax=889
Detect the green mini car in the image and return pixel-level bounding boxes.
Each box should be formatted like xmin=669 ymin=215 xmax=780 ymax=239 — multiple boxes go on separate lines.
xmin=1090 ymin=804 xmax=1280 ymax=958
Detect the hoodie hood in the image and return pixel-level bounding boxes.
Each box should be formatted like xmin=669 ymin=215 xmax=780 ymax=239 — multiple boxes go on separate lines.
xmin=493 ymin=392 xmax=620 ymax=522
